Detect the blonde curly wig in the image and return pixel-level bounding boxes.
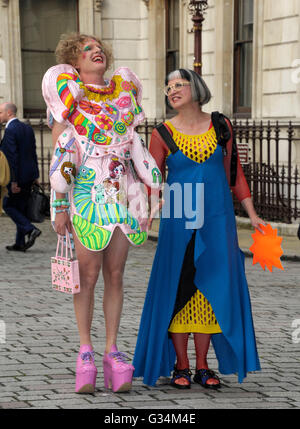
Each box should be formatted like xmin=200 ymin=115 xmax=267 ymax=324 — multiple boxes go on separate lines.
xmin=55 ymin=32 xmax=113 ymax=70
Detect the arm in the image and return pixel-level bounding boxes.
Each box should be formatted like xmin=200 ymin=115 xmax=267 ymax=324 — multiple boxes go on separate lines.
xmin=31 ymin=130 xmax=39 ymax=175
xmin=52 ymin=121 xmax=67 ymax=149
xmin=147 ymin=128 xmax=169 ymax=228
xmin=50 ymin=120 xmax=76 ymax=235
xmin=223 ymin=120 xmax=266 ymax=233
xmin=148 ymin=127 xmax=169 ymax=181
xmin=49 ymin=123 xmax=77 ymax=194
xmin=2 ymin=128 xmax=19 ymax=187
xmin=240 ymin=197 xmax=266 ymax=233
xmin=42 ymin=65 xmax=81 ymax=235
xmin=2 ymin=129 xmax=21 ymax=193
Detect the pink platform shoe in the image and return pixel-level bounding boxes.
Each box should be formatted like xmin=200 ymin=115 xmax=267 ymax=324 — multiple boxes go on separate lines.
xmin=75 ymin=344 xmax=98 ymax=394
xmin=103 ymin=345 xmax=135 ymax=393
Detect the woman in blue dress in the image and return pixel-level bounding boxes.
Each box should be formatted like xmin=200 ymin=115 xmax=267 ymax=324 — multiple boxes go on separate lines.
xmin=133 ymin=69 xmax=264 ymax=389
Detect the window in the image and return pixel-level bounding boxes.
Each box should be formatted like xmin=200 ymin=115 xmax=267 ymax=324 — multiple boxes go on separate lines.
xmin=165 ymin=0 xmax=180 ymax=77
xmin=233 ymin=0 xmax=254 ymax=117
xmin=20 ymin=0 xmax=78 ymax=117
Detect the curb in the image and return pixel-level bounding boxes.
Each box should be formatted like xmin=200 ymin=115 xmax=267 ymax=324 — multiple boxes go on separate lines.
xmin=235 ymin=216 xmax=299 ymax=237
xmin=148 ymin=231 xmax=300 ymax=262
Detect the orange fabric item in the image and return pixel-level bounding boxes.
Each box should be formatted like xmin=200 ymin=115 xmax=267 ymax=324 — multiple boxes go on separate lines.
xmin=148 ymin=121 xmax=251 ymax=203
xmin=249 ymin=224 xmax=284 ymax=272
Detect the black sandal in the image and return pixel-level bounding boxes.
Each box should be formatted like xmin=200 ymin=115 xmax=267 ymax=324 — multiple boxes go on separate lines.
xmin=171 ymin=367 xmax=192 ymax=389
xmin=193 ymin=369 xmax=221 ymax=389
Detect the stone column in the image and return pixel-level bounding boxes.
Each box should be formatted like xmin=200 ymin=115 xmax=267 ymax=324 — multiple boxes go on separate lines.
xmin=147 ymin=0 xmax=165 ymax=119
xmin=78 ymin=0 xmax=94 ymax=34
xmin=211 ymin=0 xmax=234 ymax=116
xmin=94 ymin=0 xmax=104 ymax=38
xmin=0 ymin=0 xmax=23 ymax=114
xmin=252 ymin=0 xmax=264 ymax=120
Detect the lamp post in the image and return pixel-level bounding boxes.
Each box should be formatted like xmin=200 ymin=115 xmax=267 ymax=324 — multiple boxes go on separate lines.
xmin=188 ymin=0 xmax=208 ymax=76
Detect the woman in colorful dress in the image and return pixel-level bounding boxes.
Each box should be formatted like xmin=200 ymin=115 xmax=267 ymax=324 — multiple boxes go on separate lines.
xmin=133 ymin=69 xmax=264 ymax=389
xmin=42 ymin=33 xmax=161 ymax=394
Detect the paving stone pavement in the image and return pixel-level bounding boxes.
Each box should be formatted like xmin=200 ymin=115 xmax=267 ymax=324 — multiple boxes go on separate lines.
xmin=0 ymin=215 xmax=300 ymax=410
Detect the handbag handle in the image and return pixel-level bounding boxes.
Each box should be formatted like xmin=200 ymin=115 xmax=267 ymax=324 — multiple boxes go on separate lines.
xmin=56 ymin=229 xmax=74 ymax=260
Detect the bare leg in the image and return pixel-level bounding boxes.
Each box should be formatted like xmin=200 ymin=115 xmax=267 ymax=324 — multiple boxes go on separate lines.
xmin=102 ymin=227 xmax=129 ymax=354
xmin=72 ymin=228 xmax=102 ymax=347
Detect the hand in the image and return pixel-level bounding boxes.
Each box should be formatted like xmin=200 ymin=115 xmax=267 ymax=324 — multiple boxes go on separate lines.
xmin=241 ymin=198 xmax=267 ymax=235
xmin=55 ymin=211 xmax=72 ymax=236
xmin=11 ymin=182 xmax=21 ymax=193
xmin=250 ymin=214 xmax=266 ymax=234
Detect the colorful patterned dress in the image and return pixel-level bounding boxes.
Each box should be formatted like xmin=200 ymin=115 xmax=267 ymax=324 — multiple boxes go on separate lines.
xmin=42 ymin=64 xmax=161 ymax=250
xmin=133 ymin=120 xmax=261 ymax=386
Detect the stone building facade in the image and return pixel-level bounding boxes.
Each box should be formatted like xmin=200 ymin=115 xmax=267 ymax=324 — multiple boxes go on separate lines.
xmin=0 ymin=0 xmax=299 ymax=201
xmin=0 ymin=0 xmax=299 ymax=121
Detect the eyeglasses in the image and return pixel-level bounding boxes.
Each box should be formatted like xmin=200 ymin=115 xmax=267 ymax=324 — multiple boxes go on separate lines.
xmin=164 ymin=82 xmax=190 ymax=96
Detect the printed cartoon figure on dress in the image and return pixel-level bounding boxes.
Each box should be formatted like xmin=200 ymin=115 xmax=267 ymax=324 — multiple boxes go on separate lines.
xmin=103 ymin=179 xmax=120 ymax=204
xmin=109 ymin=159 xmax=125 ymax=179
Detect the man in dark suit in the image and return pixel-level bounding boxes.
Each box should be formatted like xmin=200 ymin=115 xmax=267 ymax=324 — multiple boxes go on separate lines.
xmin=0 ymin=102 xmax=41 ymax=251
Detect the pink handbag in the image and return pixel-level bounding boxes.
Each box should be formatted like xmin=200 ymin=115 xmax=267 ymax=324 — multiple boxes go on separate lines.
xmin=51 ymin=231 xmax=80 ymax=294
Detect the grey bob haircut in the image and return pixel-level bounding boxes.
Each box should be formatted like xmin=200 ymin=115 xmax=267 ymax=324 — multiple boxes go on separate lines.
xmin=166 ymin=69 xmax=211 ymax=108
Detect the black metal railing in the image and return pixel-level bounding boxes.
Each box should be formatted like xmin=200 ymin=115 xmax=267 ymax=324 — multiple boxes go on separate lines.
xmin=231 ymin=119 xmax=300 ymax=223
xmin=1 ymin=117 xmax=299 ymax=223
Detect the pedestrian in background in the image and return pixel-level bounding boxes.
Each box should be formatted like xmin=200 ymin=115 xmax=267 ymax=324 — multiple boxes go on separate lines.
xmin=0 ymin=102 xmax=41 ymax=251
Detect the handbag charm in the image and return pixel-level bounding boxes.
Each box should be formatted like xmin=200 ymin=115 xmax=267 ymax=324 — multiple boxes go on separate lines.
xmin=51 ymin=231 xmax=80 ymax=294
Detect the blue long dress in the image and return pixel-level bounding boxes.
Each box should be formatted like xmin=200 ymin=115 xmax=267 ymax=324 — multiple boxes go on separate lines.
xmin=133 ymin=136 xmax=261 ymax=387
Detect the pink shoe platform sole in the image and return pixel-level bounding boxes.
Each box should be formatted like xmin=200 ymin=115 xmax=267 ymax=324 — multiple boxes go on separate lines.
xmin=75 ymin=345 xmax=97 ymax=394
xmin=75 ymin=369 xmax=98 ymax=394
xmin=103 ymin=361 xmax=134 ymax=393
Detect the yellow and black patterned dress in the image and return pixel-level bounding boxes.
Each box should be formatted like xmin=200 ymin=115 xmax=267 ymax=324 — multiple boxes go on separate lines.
xmin=166 ymin=121 xmax=222 ymax=335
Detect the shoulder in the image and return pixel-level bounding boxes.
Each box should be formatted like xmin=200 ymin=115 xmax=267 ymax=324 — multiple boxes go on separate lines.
xmin=10 ymin=119 xmax=32 ymax=132
xmin=5 ymin=119 xmax=20 ymax=136
xmin=42 ymin=64 xmax=82 ymax=128
xmin=113 ymin=66 xmax=141 ymax=85
xmin=42 ymin=64 xmax=79 ymax=83
xmin=7 ymin=121 xmax=34 ymax=141
xmin=150 ymin=123 xmax=173 ymax=152
xmin=42 ymin=64 xmax=80 ymax=98
xmin=111 ymin=67 xmax=143 ymax=101
xmin=213 ymin=111 xmax=232 ymax=127
xmin=211 ymin=111 xmax=233 ymax=136
xmin=7 ymin=118 xmax=20 ymax=127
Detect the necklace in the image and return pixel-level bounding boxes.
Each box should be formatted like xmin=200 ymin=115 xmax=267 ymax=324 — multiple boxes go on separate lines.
xmin=79 ymin=75 xmax=134 ymax=102
xmin=85 ymin=80 xmax=116 ymax=95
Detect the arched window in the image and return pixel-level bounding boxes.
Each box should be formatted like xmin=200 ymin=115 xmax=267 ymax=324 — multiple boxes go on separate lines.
xmin=19 ymin=0 xmax=78 ymax=117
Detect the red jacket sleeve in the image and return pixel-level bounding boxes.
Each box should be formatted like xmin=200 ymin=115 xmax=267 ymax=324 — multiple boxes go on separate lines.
xmin=146 ymin=127 xmax=170 ymax=198
xmin=223 ymin=119 xmax=251 ymax=202
xmin=148 ymin=127 xmax=170 ymax=181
